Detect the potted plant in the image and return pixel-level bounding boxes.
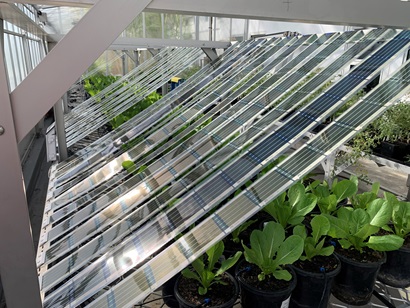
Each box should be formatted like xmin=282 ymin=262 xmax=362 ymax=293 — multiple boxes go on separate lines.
xmin=262 ymin=182 xmax=317 ymax=230
xmin=290 ymin=215 xmax=341 ymax=308
xmin=371 ymin=102 xmax=410 ymax=164
xmin=306 ymin=176 xmax=358 ymax=215
xmin=236 ymin=221 xmax=304 ymax=308
xmin=377 ymin=192 xmax=410 ymax=288
xmin=325 ymin=199 xmax=404 ymax=305
xmin=174 ymin=241 xmax=242 ymax=308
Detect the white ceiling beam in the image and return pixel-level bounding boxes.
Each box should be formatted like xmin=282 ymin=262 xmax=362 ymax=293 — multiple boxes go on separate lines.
xmin=10 ymin=0 xmax=153 ymax=143
xmin=48 ymin=34 xmax=231 ymax=49
xmin=5 ymin=0 xmax=410 ymax=28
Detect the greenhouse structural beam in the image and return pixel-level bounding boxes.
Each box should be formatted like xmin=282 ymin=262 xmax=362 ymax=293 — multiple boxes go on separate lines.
xmin=0 ymin=31 xmax=42 ymax=308
xmin=202 ymin=48 xmax=218 ymax=61
xmin=6 ymin=0 xmax=410 ymax=29
xmin=10 ymin=0 xmax=153 ymax=143
xmin=48 ymin=35 xmax=232 ymax=50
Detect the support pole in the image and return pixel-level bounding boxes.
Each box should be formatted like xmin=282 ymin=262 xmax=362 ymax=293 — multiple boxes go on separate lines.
xmin=0 ymin=20 xmax=42 ymax=308
xmin=53 ymin=99 xmax=68 ymax=161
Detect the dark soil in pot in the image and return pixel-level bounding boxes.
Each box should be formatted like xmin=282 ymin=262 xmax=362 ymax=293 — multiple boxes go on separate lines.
xmin=290 ymin=254 xmax=341 ymax=308
xmin=235 ymin=260 xmax=296 ymax=308
xmin=332 ymin=247 xmax=386 ymax=306
xmin=174 ymin=272 xmax=239 ymax=308
xmin=378 ymin=236 xmax=410 ymax=288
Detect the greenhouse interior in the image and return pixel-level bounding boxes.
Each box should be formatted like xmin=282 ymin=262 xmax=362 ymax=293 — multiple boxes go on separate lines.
xmin=1 ymin=1 xmax=410 ymax=308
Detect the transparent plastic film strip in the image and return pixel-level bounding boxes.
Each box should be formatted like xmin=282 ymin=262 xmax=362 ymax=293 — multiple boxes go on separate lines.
xmin=37 ymin=30 xmax=384 ymax=286
xmin=52 ymin=41 xmax=249 ymax=180
xmin=64 ymin=48 xmax=204 ymax=147
xmin=85 ymin=55 xmax=410 ymax=308
xmin=42 ymin=31 xmax=366 ymax=266
xmin=40 ymin=30 xmax=392 ymax=302
xmin=48 ymin=37 xmax=302 ymax=206
xmin=52 ymin=40 xmax=263 ymax=185
xmin=41 ymin=31 xmax=410 ymax=305
xmin=45 ymin=38 xmax=298 ymax=222
xmin=39 ymin=32 xmax=342 ymax=292
xmin=64 ymin=48 xmax=200 ymax=134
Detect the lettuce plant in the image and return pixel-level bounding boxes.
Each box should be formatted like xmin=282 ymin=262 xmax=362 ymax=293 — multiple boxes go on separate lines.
xmin=242 ymin=221 xmax=303 ymax=281
xmin=308 ymin=176 xmax=358 ymax=214
xmin=181 ymin=241 xmax=242 ymax=295
xmin=383 ymin=192 xmax=410 ymax=240
xmin=263 ymin=182 xmax=317 ymax=229
xmin=293 ymin=215 xmax=334 ymax=261
xmin=326 ymin=199 xmax=404 ymax=252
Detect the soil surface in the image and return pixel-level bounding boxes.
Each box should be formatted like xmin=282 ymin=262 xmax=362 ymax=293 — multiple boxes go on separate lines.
xmin=293 ymin=254 xmax=339 ymax=273
xmin=236 ymin=262 xmax=293 ymax=292
xmin=177 ymin=273 xmax=236 ymax=307
xmin=335 ymin=245 xmax=384 ymax=263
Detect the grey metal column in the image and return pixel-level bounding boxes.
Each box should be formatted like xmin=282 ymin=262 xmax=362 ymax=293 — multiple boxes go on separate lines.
xmin=0 ymin=19 xmax=42 ymax=308
xmin=54 ymin=99 xmax=68 ymax=161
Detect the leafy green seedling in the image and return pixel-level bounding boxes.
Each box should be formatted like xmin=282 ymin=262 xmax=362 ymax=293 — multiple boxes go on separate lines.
xmin=308 ymin=176 xmax=358 ymax=214
xmin=242 ymin=221 xmax=303 ymax=281
xmin=182 ymin=241 xmax=242 ymax=295
xmin=350 ymin=181 xmax=380 ymax=209
xmin=231 ymin=219 xmax=257 ymax=244
xmin=383 ymin=192 xmax=410 ymax=240
xmin=293 ymin=215 xmax=334 ymax=261
xmin=263 ymin=182 xmax=317 ymax=229
xmin=326 ymin=199 xmax=404 ymax=252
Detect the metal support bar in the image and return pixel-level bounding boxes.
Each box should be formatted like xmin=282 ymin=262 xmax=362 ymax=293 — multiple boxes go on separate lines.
xmin=53 ymin=99 xmax=68 ymax=161
xmin=124 ymin=50 xmax=137 ymax=64
xmin=62 ymin=92 xmax=69 ymax=114
xmin=202 ymin=48 xmax=219 ymax=61
xmin=121 ymin=53 xmax=127 ymax=76
xmin=10 ymin=0 xmax=153 ymax=144
xmin=0 ymin=25 xmax=42 ymax=308
xmin=407 ymin=174 xmax=410 ymax=201
xmin=148 ymin=48 xmax=160 ymax=56
xmin=5 ymin=0 xmax=410 ymax=29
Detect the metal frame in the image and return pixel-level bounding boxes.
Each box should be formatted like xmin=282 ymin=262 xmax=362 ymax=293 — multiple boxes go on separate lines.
xmin=4 ymin=0 xmax=410 ymax=29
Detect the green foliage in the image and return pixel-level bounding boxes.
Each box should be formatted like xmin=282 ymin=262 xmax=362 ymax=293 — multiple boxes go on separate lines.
xmin=263 ymin=182 xmax=317 ymax=229
xmin=372 ymin=102 xmax=410 ymax=144
xmin=84 ymin=73 xmax=119 ymax=97
xmin=326 ymin=199 xmax=404 ymax=253
xmin=181 ymin=241 xmax=242 ymax=295
xmin=383 ymin=192 xmax=410 ymax=240
xmin=242 ymin=222 xmax=304 ymax=281
xmin=231 ymin=219 xmax=257 ymax=244
xmin=308 ymin=176 xmax=358 ymax=214
xmin=121 ymin=160 xmax=147 ymax=175
xmin=110 ymin=91 xmax=162 ymax=129
xmin=350 ymin=181 xmax=380 ymax=209
xmin=293 ymin=215 xmax=334 ymax=261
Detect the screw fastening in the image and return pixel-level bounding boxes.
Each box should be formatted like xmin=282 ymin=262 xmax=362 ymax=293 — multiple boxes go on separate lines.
xmin=0 ymin=126 xmax=4 ymax=135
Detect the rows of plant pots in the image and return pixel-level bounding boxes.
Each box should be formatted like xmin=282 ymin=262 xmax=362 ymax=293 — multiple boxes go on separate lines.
xmin=163 ymin=176 xmax=410 ymax=308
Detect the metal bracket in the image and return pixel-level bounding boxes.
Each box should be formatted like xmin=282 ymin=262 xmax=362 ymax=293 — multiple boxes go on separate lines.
xmin=202 ymin=48 xmax=218 ymax=61
xmin=45 ymin=124 xmax=57 ymax=162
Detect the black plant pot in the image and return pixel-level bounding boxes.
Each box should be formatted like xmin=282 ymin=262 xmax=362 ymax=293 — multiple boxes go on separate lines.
xmin=174 ymin=272 xmax=239 ymax=308
xmin=162 ymin=274 xmax=179 ymax=308
xmin=236 ymin=261 xmax=297 ymax=308
xmin=378 ymin=245 xmax=410 ymax=288
xmin=332 ymin=251 xmax=386 ymax=306
xmin=289 ymin=255 xmax=341 ymax=308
